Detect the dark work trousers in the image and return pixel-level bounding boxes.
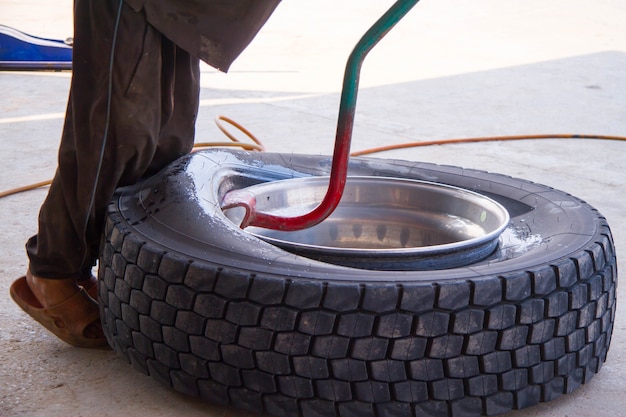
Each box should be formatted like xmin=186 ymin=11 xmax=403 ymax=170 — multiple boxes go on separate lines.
xmin=26 ymin=0 xmax=200 ymax=280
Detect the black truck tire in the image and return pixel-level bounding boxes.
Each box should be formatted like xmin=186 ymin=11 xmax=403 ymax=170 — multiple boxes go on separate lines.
xmin=99 ymin=150 xmax=617 ymax=417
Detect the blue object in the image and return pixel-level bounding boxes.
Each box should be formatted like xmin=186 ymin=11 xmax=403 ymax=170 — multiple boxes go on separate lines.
xmin=0 ymin=24 xmax=72 ymax=70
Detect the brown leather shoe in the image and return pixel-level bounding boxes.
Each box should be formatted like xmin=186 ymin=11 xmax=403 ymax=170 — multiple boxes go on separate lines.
xmin=10 ymin=272 xmax=109 ymax=349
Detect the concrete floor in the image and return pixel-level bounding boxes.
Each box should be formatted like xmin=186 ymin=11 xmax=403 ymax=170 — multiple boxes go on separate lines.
xmin=1 ymin=0 xmax=625 ymax=416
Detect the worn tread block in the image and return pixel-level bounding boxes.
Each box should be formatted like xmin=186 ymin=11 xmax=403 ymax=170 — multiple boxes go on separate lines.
xmin=498 ymin=326 xmax=529 ymax=351
xmin=151 ymin=300 xmax=177 ymax=325
xmin=486 ymin=304 xmax=517 ymax=330
xmin=337 ymin=401 xmax=375 ymax=417
xmin=352 ymin=337 xmax=389 ymax=361
xmin=114 ymin=278 xmax=132 ymax=304
xmin=249 ymin=275 xmax=287 ymax=305
xmin=337 ymin=312 xmax=374 ymax=338
xmin=400 ymin=284 xmax=436 ymax=313
xmin=300 ymin=398 xmax=335 ymax=417
xmin=362 ymin=284 xmax=400 ymax=313
xmin=465 ymin=331 xmax=497 ymax=356
xmin=500 ymin=368 xmax=528 ymax=391
xmin=519 ymin=298 xmax=544 ymax=325
xmin=146 ymin=358 xmax=173 ymax=388
xmin=154 ymin=342 xmax=180 ymax=369
xmin=225 ymin=301 xmax=261 ymax=326
xmin=298 ymin=310 xmax=336 ymax=335
xmin=221 ymin=345 xmax=255 ymax=369
xmin=214 ymin=270 xmax=251 ymax=299
xmin=311 ymin=335 xmax=349 ymax=359
xmin=198 ymin=379 xmax=230 ymax=405
xmin=143 ymin=274 xmax=168 ymax=301
xmin=332 ymin=358 xmax=368 ymax=382
xmin=114 ymin=318 xmax=133 ymax=349
xmin=128 ymin=288 xmax=150 ymax=315
xmin=293 ymin=356 xmax=329 ymax=379
xmin=529 ymin=319 xmax=555 ymax=344
xmin=261 ymin=306 xmax=298 ymax=332
xmin=166 ymin=284 xmax=195 ymax=310
xmin=513 ymin=345 xmax=541 ymax=368
xmin=315 ymin=379 xmax=352 ymax=402
xmin=430 ymin=378 xmax=464 ymax=401
xmin=184 ymin=262 xmax=218 ymax=292
xmin=171 ymin=369 xmax=199 ymax=397
xmin=163 ymin=325 xmax=190 ymax=352
xmin=256 ymin=351 xmax=291 ymax=375
xmin=279 ymin=376 xmax=314 ymax=399
xmin=238 ymin=327 xmax=273 ymax=350
xmin=429 ymin=335 xmax=464 ymax=359
xmin=158 ymin=253 xmax=188 ymax=284
xmin=194 ymin=293 xmax=226 ymax=319
xmin=125 ymin=264 xmax=146 ymax=290
xmin=107 ymin=291 xmax=122 ymax=318
xmin=481 ymin=351 xmax=512 ymax=374
xmin=555 ymin=311 xmax=577 ymax=337
xmin=446 ymin=356 xmax=480 ymax=379
xmin=263 ymin=394 xmax=299 ymax=417
xmin=132 ymin=330 xmax=155 ymax=358
xmin=588 ymin=243 xmax=606 ymax=272
xmin=229 ymin=387 xmax=263 ymax=412
xmin=285 ymin=280 xmax=324 ymax=309
xmin=484 ymin=392 xmax=513 ymax=416
xmin=98 ymin=267 xmax=117 ymax=290
xmin=450 ymin=396 xmax=482 ymax=417
xmin=109 ymin=226 xmax=126 ymax=251
xmin=241 ymin=369 xmax=277 ymax=393
xmin=503 ymin=272 xmax=532 ymax=301
xmin=541 ymin=337 xmax=565 ymax=361
xmin=100 ymin=244 xmax=114 ymax=269
xmin=390 ymin=337 xmax=426 ymax=361
xmin=514 ymin=384 xmax=541 ymax=410
xmin=530 ymin=267 xmax=557 ymax=296
xmin=546 ymin=291 xmax=569 ymax=318
xmin=127 ymin=347 xmax=149 ymax=375
xmin=120 ymin=236 xmax=142 ymax=264
xmin=121 ymin=303 xmax=140 ymax=331
xmin=410 ymin=359 xmax=444 ymax=382
xmin=569 ymin=284 xmax=588 ymax=310
xmin=209 ymin=362 xmax=242 ymax=387
xmin=452 ymin=309 xmax=485 ymax=335
xmin=111 ymin=252 xmax=127 ymax=279
xmin=137 ymin=245 xmax=162 ymax=274
xmin=376 ymin=402 xmax=412 ymax=417
xmin=377 ymin=313 xmax=414 ymax=339
xmin=414 ymin=400 xmax=449 ymax=417
xmin=274 ymin=332 xmax=311 ymax=356
xmin=541 ymin=376 xmax=564 ymax=402
xmin=554 ymin=259 xmax=578 ymax=288
xmin=175 ymin=310 xmax=205 ymax=335
xmin=370 ymin=359 xmax=407 ymax=382
xmin=393 ymin=380 xmax=428 ymax=402
xmin=470 ymin=277 xmax=503 ymax=307
xmin=323 ymin=283 xmax=361 ymax=312
xmin=530 ymin=361 xmax=554 ymax=384
xmin=415 ymin=312 xmax=450 ymax=337
xmin=437 ymin=282 xmax=470 ymax=310
xmin=189 ymin=335 xmax=220 ymax=361
xmin=353 ymin=380 xmax=390 ymax=403
xmin=467 ymin=374 xmax=498 ymax=396
xmin=564 ymin=368 xmax=584 ymax=394
xmin=139 ymin=315 xmax=164 ymax=342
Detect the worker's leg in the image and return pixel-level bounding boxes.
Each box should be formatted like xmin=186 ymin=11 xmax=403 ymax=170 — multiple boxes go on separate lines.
xmin=26 ymin=0 xmax=200 ymax=281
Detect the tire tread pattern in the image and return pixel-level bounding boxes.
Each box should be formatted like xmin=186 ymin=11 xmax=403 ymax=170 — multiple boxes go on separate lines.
xmin=100 ymin=201 xmax=617 ymax=417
